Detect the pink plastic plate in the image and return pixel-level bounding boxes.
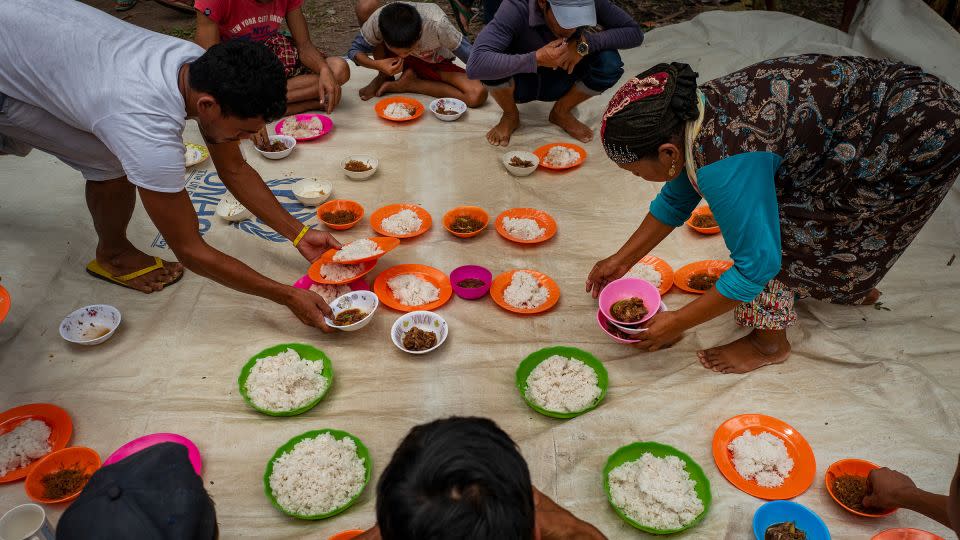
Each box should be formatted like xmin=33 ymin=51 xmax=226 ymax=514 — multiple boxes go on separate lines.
xmin=598 ymin=277 xmax=662 ymax=326
xmin=273 ymin=114 xmax=334 ymax=142
xmin=103 ymin=433 xmax=202 ymax=475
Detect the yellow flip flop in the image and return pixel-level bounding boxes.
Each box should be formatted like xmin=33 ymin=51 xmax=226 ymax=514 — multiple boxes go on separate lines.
xmin=86 ymin=257 xmax=183 ymax=291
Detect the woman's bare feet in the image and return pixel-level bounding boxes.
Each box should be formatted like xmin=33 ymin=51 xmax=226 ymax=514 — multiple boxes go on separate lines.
xmin=697 ymin=329 xmax=791 ymax=374
xmin=96 ymin=246 xmax=183 ymax=293
xmin=359 ymin=73 xmax=392 ymax=101
xmin=548 ymin=107 xmax=593 ymax=142
xmin=486 ymin=111 xmax=520 ymax=146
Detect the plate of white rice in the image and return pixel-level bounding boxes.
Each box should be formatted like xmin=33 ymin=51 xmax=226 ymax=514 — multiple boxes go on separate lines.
xmin=371 ymin=204 xmax=432 ymax=239
xmin=373 ymin=265 xmax=452 ymax=312
xmin=495 ymin=209 xmax=557 ymax=244
xmin=534 ymin=143 xmax=586 ymax=170
xmin=0 ymin=403 xmax=72 ymax=483
xmin=604 ymin=442 xmax=711 ymax=534
xmin=265 ymin=429 xmax=370 ymax=520
xmin=516 ymin=346 xmax=607 ymax=418
xmin=323 ymin=237 xmax=400 ymax=265
xmin=238 ymin=344 xmax=333 ymax=416
xmin=491 ymin=270 xmax=560 ymax=314
xmin=308 ymin=260 xmax=377 ymax=286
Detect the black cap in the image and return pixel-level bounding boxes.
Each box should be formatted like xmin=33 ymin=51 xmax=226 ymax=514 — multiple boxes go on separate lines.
xmin=57 ymin=442 xmax=217 ymax=540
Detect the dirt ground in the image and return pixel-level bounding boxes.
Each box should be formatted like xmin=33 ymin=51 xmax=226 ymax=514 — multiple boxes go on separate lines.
xmin=81 ymin=0 xmax=845 ymax=55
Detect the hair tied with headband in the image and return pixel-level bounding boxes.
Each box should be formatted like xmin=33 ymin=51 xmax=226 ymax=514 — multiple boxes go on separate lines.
xmin=600 ymin=62 xmax=700 ymax=164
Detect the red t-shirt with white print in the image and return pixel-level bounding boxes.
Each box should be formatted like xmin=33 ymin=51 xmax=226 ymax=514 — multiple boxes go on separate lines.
xmin=194 ymin=0 xmax=303 ymax=43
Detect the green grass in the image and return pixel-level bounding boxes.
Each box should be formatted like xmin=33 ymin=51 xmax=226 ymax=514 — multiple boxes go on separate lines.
xmin=164 ymin=26 xmax=195 ymax=40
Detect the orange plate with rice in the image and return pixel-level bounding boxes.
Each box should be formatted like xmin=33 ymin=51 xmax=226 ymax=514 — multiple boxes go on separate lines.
xmin=308 ymin=260 xmax=378 ymax=285
xmin=673 ymin=260 xmax=733 ymax=294
xmin=0 ymin=404 xmax=73 ymax=483
xmin=686 ymin=205 xmax=721 ymax=234
xmin=533 ymin=143 xmax=586 ymax=170
xmin=318 ymin=237 xmax=401 ymax=265
xmin=375 ymin=97 xmax=425 ymax=122
xmin=490 ymin=270 xmax=561 ymax=315
xmin=638 ymin=255 xmax=674 ymax=296
xmin=370 ymin=204 xmax=433 ymax=239
xmin=495 ymin=208 xmax=557 ymax=245
xmin=373 ymin=264 xmax=453 ymax=312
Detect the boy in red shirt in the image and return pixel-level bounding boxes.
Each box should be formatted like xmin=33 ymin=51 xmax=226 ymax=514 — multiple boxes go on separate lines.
xmin=194 ymin=0 xmax=350 ymax=115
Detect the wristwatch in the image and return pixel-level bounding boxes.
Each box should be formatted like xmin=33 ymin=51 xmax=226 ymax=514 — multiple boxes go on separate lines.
xmin=576 ymin=35 xmax=589 ymax=56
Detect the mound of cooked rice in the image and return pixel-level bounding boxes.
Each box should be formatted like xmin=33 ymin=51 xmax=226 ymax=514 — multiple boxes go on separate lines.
xmin=281 ymin=116 xmax=324 ymax=138
xmin=380 ymin=209 xmax=423 ymax=235
xmin=525 ymin=355 xmax=601 ymax=412
xmin=269 ymin=432 xmax=366 ymax=515
xmin=502 ymin=217 xmax=545 ymax=241
xmin=728 ymin=430 xmax=794 ymax=488
xmin=503 ymin=271 xmax=549 ymax=309
xmin=245 ymin=349 xmax=328 ymax=412
xmin=309 ymin=283 xmax=352 ymax=304
xmin=384 ymin=102 xmax=415 ymax=119
xmin=0 ymin=419 xmax=52 ymax=477
xmin=608 ymin=453 xmax=704 ymax=531
xmin=387 ymin=274 xmax=440 ymax=306
xmin=333 ymin=239 xmax=383 ymax=262
xmin=320 ymin=263 xmax=365 ymax=282
xmin=544 ymin=146 xmax=581 ymax=167
xmin=626 ymin=263 xmax=662 ymax=287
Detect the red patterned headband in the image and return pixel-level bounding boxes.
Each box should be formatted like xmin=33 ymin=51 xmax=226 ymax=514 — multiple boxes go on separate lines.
xmin=600 ymin=72 xmax=670 ymax=163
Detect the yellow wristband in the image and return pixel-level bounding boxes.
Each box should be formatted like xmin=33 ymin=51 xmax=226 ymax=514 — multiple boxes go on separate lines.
xmin=292 ymin=225 xmax=310 ymax=247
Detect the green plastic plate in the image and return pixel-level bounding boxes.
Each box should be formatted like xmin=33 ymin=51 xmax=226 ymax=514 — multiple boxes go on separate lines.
xmin=237 ymin=343 xmax=333 ymax=416
xmin=264 ymin=429 xmax=372 ymax=520
xmin=515 ymin=346 xmax=608 ymax=419
xmin=603 ymin=441 xmax=712 ymax=535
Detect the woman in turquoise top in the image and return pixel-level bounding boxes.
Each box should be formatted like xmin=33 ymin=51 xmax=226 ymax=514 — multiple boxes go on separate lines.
xmin=587 ymin=57 xmax=960 ymax=373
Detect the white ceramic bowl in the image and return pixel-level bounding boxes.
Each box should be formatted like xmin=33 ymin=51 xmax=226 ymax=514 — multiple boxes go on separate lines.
xmin=292 ymin=178 xmax=333 ymax=206
xmin=608 ymin=301 xmax=669 ymax=335
xmin=340 ymin=155 xmax=379 ymax=180
xmin=324 ymin=290 xmax=379 ymax=332
xmin=391 ymin=311 xmax=448 ymax=355
xmin=216 ymin=194 xmax=252 ymax=222
xmin=60 ymin=304 xmax=121 ymax=345
xmin=254 ymin=134 xmax=296 ymax=160
xmin=428 ymin=98 xmax=467 ymax=122
xmin=502 ymin=151 xmax=539 ymax=177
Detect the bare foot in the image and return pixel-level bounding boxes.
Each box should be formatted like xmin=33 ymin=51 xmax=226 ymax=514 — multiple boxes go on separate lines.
xmin=376 ymin=69 xmax=417 ymax=97
xmin=359 ymin=73 xmax=391 ymax=101
xmin=860 ymin=288 xmax=882 ymax=305
xmin=486 ymin=111 xmax=520 ymax=146
xmin=549 ymin=107 xmax=593 ymax=142
xmin=696 ymin=329 xmax=791 ymax=374
xmin=96 ymin=247 xmax=184 ymax=293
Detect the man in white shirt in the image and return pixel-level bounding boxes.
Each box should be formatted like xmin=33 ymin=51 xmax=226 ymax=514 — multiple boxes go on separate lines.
xmin=0 ymin=0 xmax=340 ymax=331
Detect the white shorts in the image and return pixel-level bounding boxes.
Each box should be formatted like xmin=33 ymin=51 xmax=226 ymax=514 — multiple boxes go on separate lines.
xmin=0 ymin=93 xmax=125 ymax=181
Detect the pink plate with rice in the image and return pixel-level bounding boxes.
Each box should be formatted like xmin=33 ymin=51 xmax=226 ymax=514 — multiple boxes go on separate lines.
xmin=274 ymin=113 xmax=334 ymax=142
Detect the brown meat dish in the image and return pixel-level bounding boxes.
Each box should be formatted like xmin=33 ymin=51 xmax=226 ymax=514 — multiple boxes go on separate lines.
xmin=688 ymin=272 xmax=719 ymax=291
xmin=344 ymin=160 xmax=372 ymax=172
xmin=692 ymin=213 xmax=718 ymax=228
xmin=435 ymin=103 xmax=459 ymax=115
xmin=257 ymin=140 xmax=288 ymax=152
xmin=321 ymin=210 xmax=357 ymax=224
xmin=450 ymin=215 xmax=484 ymax=233
xmin=509 ymin=156 xmax=534 ymax=168
xmin=765 ymin=522 xmax=806 ymax=540
xmin=610 ymin=297 xmax=648 ymax=322
xmin=333 ymin=308 xmax=367 ymax=326
xmin=42 ymin=466 xmax=91 ymax=500
xmin=457 ymin=278 xmax=486 ymax=288
xmin=402 ymin=327 xmax=437 ymax=351
xmin=833 ymin=475 xmax=883 ymax=513
xmin=606 ymin=321 xmax=635 ymax=340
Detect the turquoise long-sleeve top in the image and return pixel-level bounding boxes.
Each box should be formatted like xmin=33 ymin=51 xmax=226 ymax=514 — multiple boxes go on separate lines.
xmin=649 ymin=151 xmax=784 ymax=302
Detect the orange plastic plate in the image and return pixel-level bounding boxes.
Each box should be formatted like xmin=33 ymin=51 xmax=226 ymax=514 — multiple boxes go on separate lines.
xmin=307 ymin=260 xmax=378 ymax=285
xmin=318 ymin=237 xmax=401 ymax=265
xmin=495 ymin=208 xmax=558 ymax=245
xmin=490 ymin=270 xmax=561 ymax=315
xmin=442 ymin=206 xmax=489 ymax=239
xmin=825 ymin=458 xmax=897 ymax=517
xmin=375 ymin=97 xmax=425 ymax=122
xmin=686 ymin=205 xmax=721 ymax=234
xmin=370 ymin=204 xmax=433 ymax=239
xmin=533 ymin=142 xmax=586 ymax=170
xmin=873 ymin=529 xmax=945 ymax=540
xmin=673 ymin=260 xmax=733 ymax=294
xmin=639 ymin=255 xmax=675 ymax=296
xmin=0 ymin=404 xmax=73 ymax=483
xmin=374 ymin=264 xmax=453 ymax=312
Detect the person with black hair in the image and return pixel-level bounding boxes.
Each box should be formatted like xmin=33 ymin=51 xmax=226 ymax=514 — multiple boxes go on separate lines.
xmin=587 ymin=56 xmax=960 ymax=373
xmin=194 ymin=0 xmax=350 ymax=116
xmin=349 ymin=2 xmax=487 ymax=107
xmin=354 ymin=417 xmax=605 ymax=540
xmin=466 ymin=0 xmax=642 ymax=146
xmin=0 ymin=0 xmax=343 ymax=331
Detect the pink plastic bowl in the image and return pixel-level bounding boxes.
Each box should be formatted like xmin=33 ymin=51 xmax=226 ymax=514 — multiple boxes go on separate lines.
xmin=103 ymin=433 xmax=202 ymax=475
xmin=597 ymin=309 xmax=641 ymax=344
xmin=598 ymin=277 xmax=662 ymax=326
xmin=293 ymin=274 xmax=370 ymax=292
xmin=450 ymin=265 xmax=493 ymax=300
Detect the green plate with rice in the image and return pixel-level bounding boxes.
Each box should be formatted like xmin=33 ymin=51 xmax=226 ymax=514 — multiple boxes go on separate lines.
xmin=237 ymin=343 xmax=333 ymax=416
xmin=263 ymin=429 xmax=371 ymax=520
xmin=603 ymin=441 xmax=711 ymax=535
xmin=515 ymin=346 xmax=608 ymax=419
